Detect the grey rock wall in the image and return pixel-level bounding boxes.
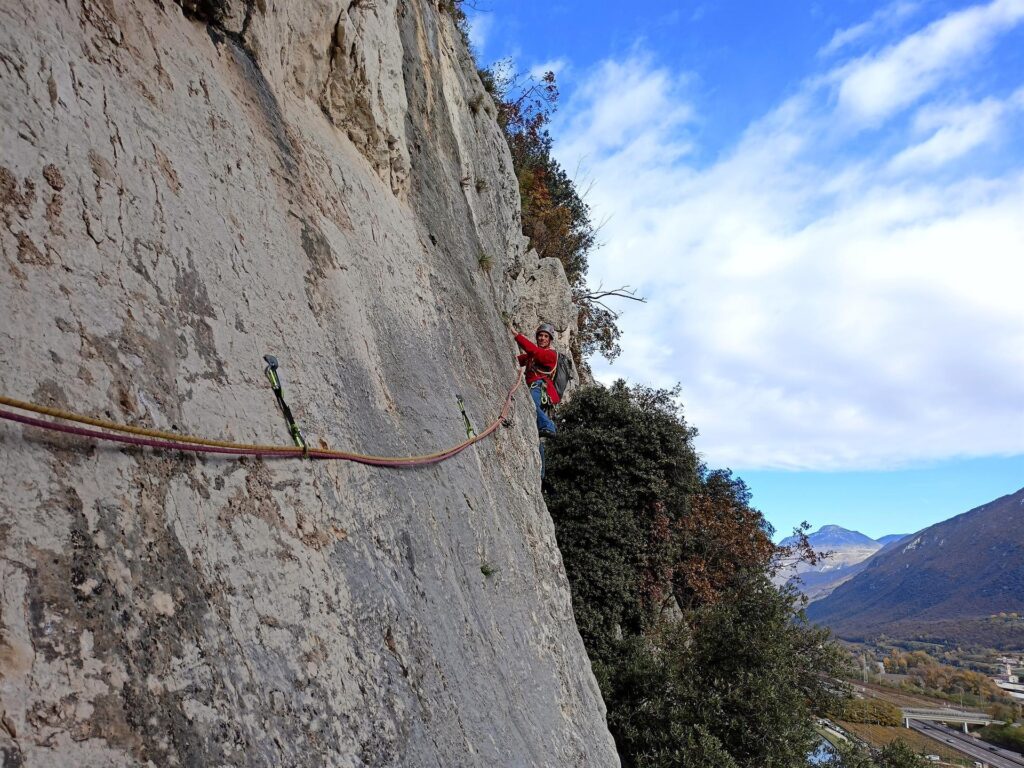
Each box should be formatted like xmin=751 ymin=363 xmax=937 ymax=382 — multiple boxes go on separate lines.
xmin=0 ymin=0 xmax=615 ymax=765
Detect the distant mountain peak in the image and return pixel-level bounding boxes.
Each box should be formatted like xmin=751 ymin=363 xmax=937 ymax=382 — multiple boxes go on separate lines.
xmin=781 ymin=525 xmax=878 ymax=549
xmin=776 ymin=524 xmax=886 ymax=600
xmin=806 ymin=487 xmax=1024 ymax=648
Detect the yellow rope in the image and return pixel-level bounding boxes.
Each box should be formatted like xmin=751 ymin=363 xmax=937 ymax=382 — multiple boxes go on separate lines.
xmin=0 ymin=395 xmax=281 ymax=451
xmin=0 ymin=369 xmax=523 ymax=465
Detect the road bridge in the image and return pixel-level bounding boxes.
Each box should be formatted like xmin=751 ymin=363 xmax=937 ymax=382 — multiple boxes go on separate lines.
xmin=902 ymin=707 xmax=993 ymax=732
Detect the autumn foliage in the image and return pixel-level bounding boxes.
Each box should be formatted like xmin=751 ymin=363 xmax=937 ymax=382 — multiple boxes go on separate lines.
xmin=841 ymin=698 xmax=903 ymax=726
xmin=480 ymin=64 xmax=625 ymax=364
xmin=883 ymin=649 xmax=1004 ymax=699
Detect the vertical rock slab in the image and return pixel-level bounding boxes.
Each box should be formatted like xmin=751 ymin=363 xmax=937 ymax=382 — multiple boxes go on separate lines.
xmin=0 ymin=0 xmax=617 ymax=765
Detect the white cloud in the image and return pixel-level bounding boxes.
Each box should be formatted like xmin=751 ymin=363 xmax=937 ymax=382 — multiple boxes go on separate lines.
xmin=529 ymin=58 xmax=569 ymax=80
xmin=467 ymin=13 xmax=494 ymax=54
xmin=834 ymin=0 xmax=1024 ymax=123
xmin=888 ymin=90 xmax=1024 ymax=171
xmin=553 ymin=7 xmax=1024 ymax=471
xmin=559 ymin=56 xmax=695 ymax=166
xmin=820 ymin=1 xmax=920 ymax=57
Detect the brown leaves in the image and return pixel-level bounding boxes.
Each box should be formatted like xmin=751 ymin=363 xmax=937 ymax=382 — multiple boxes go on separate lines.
xmin=673 ymin=490 xmax=776 ymax=610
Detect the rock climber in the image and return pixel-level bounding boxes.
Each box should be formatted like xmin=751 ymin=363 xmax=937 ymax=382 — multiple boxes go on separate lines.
xmin=512 ymin=323 xmax=560 ymax=473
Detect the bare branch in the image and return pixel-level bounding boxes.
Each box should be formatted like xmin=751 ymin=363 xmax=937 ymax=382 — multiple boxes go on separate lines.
xmin=576 ymin=285 xmax=647 ymax=304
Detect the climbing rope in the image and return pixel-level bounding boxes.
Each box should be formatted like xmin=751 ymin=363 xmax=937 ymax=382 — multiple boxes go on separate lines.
xmin=0 ymin=369 xmax=523 ymax=468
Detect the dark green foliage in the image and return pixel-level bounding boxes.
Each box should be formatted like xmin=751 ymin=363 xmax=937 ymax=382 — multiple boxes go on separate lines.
xmin=877 ymin=741 xmax=928 ymax=768
xmin=980 ymin=722 xmax=1024 ymax=754
xmin=824 ymin=740 xmax=877 ymax=768
xmin=545 ymin=381 xmax=848 ymax=767
xmin=602 ymin=580 xmax=844 ymax=768
xmin=825 ymin=739 xmax=928 ymax=768
xmin=545 ymin=382 xmax=699 ymax=670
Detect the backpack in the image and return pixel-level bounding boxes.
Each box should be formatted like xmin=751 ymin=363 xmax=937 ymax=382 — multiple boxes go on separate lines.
xmin=551 ymin=352 xmax=575 ymax=399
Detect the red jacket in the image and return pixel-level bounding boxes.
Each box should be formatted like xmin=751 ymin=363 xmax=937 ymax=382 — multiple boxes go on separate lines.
xmin=515 ymin=333 xmax=560 ymax=405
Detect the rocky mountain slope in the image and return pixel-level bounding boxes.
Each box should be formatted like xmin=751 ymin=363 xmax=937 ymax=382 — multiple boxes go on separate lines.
xmin=807 ymin=488 xmax=1024 ymax=648
xmin=777 ymin=525 xmax=884 ymax=601
xmin=0 ymin=1 xmax=617 ymax=765
xmin=875 ymin=533 xmax=909 ymax=547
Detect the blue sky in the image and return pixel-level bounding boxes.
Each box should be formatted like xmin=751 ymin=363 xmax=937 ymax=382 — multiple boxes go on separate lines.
xmin=468 ymin=1 xmax=1024 ymax=539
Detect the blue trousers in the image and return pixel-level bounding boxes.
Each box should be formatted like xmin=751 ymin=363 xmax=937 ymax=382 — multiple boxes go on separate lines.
xmin=531 ymin=382 xmax=557 ymax=434
xmin=531 ymin=382 xmax=555 ymax=478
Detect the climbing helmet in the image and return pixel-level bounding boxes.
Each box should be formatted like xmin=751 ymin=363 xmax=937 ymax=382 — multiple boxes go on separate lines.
xmin=535 ymin=322 xmax=556 ymax=341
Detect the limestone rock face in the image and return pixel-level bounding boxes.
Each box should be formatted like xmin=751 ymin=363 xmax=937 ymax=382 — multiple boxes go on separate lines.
xmin=509 ymin=243 xmax=576 ymax=346
xmin=0 ymin=1 xmax=615 ymax=765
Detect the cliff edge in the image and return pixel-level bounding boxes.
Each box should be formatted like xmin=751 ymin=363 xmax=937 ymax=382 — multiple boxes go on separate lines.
xmin=0 ymin=0 xmax=615 ymax=765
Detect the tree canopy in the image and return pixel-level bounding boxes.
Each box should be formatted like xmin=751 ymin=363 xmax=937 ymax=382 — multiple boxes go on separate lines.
xmin=825 ymin=739 xmax=929 ymax=768
xmin=545 ymin=382 xmax=847 ymax=767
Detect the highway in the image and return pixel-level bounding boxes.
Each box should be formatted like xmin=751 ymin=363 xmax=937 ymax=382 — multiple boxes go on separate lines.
xmin=908 ymin=719 xmax=1024 ymax=768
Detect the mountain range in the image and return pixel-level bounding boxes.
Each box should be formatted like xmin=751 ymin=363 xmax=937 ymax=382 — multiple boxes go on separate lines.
xmin=777 ymin=525 xmax=908 ymax=601
xmin=806 ymin=487 xmax=1024 ymax=649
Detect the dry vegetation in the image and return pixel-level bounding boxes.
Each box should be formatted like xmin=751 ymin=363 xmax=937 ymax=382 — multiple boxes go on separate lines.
xmin=837 ymin=722 xmax=973 ymax=764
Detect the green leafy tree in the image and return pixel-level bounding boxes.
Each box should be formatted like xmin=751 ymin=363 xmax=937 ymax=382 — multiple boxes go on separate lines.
xmin=545 ymin=381 xmax=848 ymax=767
xmin=545 ymin=382 xmax=699 ymax=671
xmin=877 ymin=740 xmax=929 ymax=768
xmin=989 ymin=701 xmax=1016 ymax=724
xmin=824 ymin=740 xmax=877 ymax=768
xmin=980 ymin=721 xmax=1024 ymax=752
xmin=826 ymin=739 xmax=928 ymax=768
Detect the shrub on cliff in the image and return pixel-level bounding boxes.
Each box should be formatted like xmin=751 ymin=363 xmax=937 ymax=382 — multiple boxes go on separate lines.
xmin=480 ymin=64 xmax=627 ymax=364
xmin=544 ymin=381 xmax=847 ymax=767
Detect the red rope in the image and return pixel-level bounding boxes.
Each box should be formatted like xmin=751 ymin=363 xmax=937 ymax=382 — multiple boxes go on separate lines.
xmin=0 ymin=409 xmax=297 ymax=458
xmin=0 ymin=373 xmax=521 ymax=468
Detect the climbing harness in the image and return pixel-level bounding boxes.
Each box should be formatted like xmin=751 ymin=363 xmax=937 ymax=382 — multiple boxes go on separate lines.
xmin=456 ymin=395 xmax=476 ymax=439
xmin=0 ymin=369 xmax=523 ymax=469
xmin=532 ymin=379 xmax=552 ymax=411
xmin=529 ymin=354 xmax=573 ymax=401
xmin=263 ymin=354 xmax=307 ymax=452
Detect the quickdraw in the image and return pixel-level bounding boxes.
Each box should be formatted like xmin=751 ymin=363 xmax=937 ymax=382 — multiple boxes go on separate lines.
xmin=263 ymin=354 xmax=307 ymax=453
xmin=456 ymin=395 xmax=476 ymax=439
